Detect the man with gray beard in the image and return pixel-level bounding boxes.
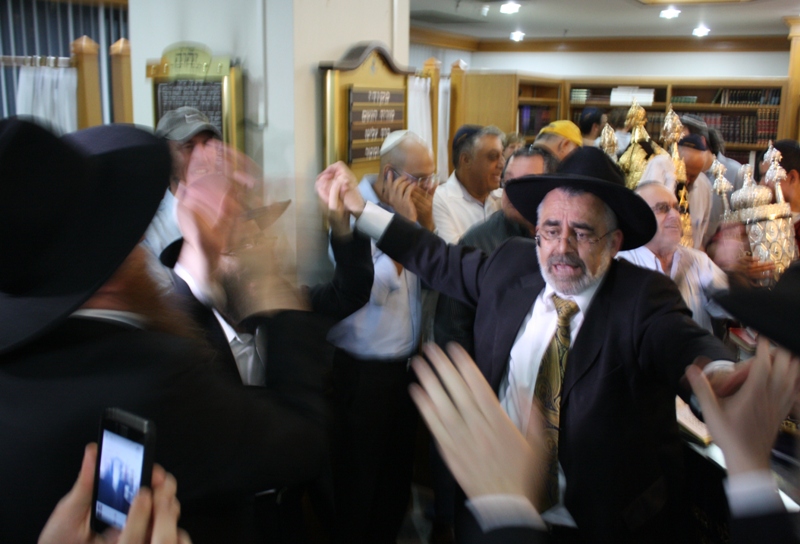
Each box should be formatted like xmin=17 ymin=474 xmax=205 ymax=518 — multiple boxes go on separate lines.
xmin=317 ymin=164 xmax=738 ymax=544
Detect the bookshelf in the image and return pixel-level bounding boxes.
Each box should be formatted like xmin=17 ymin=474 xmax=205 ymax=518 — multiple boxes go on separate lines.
xmin=564 ymin=78 xmax=788 ymax=151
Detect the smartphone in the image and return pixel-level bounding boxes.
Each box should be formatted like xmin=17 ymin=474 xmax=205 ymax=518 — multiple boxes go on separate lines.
xmin=90 ymin=408 xmax=156 ymax=533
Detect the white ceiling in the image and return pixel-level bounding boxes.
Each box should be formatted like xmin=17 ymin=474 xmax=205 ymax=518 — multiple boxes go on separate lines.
xmin=409 ymin=0 xmax=800 ymax=39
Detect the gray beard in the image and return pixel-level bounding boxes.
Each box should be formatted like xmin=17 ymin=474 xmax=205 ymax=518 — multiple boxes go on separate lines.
xmin=536 ymin=246 xmax=612 ymax=296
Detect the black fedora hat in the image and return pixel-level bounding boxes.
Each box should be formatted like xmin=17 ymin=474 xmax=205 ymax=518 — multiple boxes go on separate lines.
xmin=0 ymin=119 xmax=171 ymax=354
xmin=557 ymin=146 xmax=626 ymax=187
xmin=504 ymin=173 xmax=656 ymax=251
xmin=714 ymin=262 xmax=800 ymax=354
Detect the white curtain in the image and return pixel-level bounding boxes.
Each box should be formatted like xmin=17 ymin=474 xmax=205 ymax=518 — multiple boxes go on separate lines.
xmin=437 ymin=77 xmax=451 ymax=182
xmin=406 ymin=75 xmax=433 ymax=151
xmin=16 ymin=66 xmax=78 ymax=135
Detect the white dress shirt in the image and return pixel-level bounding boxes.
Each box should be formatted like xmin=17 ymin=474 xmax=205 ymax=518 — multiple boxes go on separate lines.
xmin=617 ymin=245 xmax=729 ymax=333
xmin=327 ymin=176 xmax=422 ymax=360
xmin=432 ymin=171 xmax=502 ymax=244
xmin=499 ymin=279 xmax=603 ymax=526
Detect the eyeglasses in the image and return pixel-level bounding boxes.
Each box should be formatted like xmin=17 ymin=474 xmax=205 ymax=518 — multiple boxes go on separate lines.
xmin=535 ymin=228 xmax=614 ymax=248
xmin=390 ymin=168 xmax=438 ymax=191
xmin=650 ymin=202 xmax=681 ymax=215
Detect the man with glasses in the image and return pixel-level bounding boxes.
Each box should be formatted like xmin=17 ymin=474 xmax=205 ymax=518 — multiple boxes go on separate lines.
xmin=316 ymin=163 xmax=737 ymax=543
xmin=324 ymin=130 xmax=435 ymax=544
xmin=617 ymin=181 xmax=730 ymax=333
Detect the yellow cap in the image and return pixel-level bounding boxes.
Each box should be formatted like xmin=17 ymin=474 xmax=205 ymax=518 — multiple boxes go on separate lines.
xmin=537 ymin=120 xmax=583 ymax=147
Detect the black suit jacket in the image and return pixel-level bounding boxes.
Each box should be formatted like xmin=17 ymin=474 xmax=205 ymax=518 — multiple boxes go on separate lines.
xmin=0 ymin=315 xmax=329 ymax=544
xmin=169 ymin=231 xmax=373 ymax=380
xmin=731 ymin=512 xmax=800 ymax=544
xmin=377 ymin=215 xmax=733 ymax=542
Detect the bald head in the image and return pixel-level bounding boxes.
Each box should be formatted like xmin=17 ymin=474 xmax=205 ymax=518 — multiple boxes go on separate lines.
xmin=636 ymin=181 xmax=681 ymax=254
xmin=379 ymin=137 xmax=434 ymax=184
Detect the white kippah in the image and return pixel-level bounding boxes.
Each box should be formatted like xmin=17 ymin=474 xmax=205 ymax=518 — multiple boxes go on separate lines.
xmin=380 ymin=130 xmax=423 ymax=156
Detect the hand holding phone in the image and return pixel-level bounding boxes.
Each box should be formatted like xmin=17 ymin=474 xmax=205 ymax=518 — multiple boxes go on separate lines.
xmin=91 ymin=409 xmax=156 ymax=532
xmin=38 ymin=442 xmax=190 ymax=544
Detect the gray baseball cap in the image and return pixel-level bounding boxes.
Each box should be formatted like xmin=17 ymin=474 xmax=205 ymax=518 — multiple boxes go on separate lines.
xmin=155 ymin=106 xmax=222 ymax=142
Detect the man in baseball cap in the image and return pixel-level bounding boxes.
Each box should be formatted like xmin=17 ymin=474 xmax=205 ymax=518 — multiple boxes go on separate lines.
xmin=533 ymin=120 xmax=582 ymax=160
xmin=144 ymin=107 xmax=223 ymax=261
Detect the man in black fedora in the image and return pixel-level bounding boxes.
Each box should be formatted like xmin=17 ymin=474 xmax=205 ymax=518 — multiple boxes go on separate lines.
xmin=316 ymin=161 xmax=738 ymax=543
xmin=0 ymin=119 xmax=329 ymax=543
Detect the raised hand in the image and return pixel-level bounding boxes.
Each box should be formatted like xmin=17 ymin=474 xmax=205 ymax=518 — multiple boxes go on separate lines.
xmin=409 ymin=343 xmax=545 ymax=503
xmin=315 ymin=162 xmax=365 ymax=216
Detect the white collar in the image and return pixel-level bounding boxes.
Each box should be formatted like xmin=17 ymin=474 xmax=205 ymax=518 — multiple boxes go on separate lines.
xmin=70 ymin=309 xmax=147 ymax=329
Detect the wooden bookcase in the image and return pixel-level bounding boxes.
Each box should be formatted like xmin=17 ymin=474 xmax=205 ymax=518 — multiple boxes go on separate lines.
xmin=564 ymin=78 xmax=788 ymax=153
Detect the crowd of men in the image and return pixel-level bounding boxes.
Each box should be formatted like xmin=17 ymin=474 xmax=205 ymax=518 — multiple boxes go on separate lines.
xmin=1 ymin=105 xmax=800 ymax=544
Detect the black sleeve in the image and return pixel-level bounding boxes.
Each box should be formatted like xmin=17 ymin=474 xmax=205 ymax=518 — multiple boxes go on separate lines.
xmin=730 ymin=512 xmax=800 ymax=544
xmin=434 ymin=293 xmax=478 ymax=357
xmin=308 ymin=230 xmax=374 ymax=321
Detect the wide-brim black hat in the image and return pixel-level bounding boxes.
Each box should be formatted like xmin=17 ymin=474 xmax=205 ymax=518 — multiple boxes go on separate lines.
xmin=714 ymin=262 xmax=800 ymax=354
xmin=505 ymin=173 xmax=656 ymax=250
xmin=0 ymin=119 xmax=171 ymax=354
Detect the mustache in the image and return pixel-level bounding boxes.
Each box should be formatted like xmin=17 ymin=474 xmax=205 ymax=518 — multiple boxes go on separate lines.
xmin=547 ymin=252 xmax=586 ymax=272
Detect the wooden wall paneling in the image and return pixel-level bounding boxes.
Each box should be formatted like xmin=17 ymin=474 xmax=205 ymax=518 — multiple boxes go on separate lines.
xmin=421 ymin=57 xmax=441 ymax=168
xmin=71 ymin=36 xmax=102 ymax=129
xmin=448 ymin=60 xmax=467 ymax=174
xmin=109 ymin=38 xmax=133 ymax=123
xmin=784 ymin=17 xmax=800 ymax=140
xmin=463 ymin=73 xmax=517 ymax=133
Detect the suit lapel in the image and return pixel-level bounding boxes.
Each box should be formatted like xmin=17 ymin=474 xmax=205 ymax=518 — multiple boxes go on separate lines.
xmin=489 ymin=272 xmax=544 ymax=391
xmin=561 ymin=264 xmax=615 ymax=406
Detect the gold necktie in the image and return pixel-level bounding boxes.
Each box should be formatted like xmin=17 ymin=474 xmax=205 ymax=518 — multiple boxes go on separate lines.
xmin=534 ymin=294 xmax=579 ymax=511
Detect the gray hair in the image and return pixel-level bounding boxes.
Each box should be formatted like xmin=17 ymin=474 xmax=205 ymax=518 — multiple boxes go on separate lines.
xmin=458 ymin=125 xmax=505 ymax=166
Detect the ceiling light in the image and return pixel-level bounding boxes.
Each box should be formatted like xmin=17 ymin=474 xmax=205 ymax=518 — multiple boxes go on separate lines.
xmin=500 ymin=2 xmax=521 ymax=14
xmin=659 ymin=8 xmax=680 ymax=19
xmin=481 ymin=4 xmax=490 ymax=16
xmin=692 ymin=25 xmax=710 ymax=37
xmin=510 ymin=31 xmax=525 ymax=41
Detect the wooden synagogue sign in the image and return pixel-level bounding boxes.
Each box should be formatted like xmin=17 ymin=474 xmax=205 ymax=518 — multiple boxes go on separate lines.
xmin=146 ymin=42 xmax=244 ymax=152
xmin=320 ymin=42 xmax=414 ymax=180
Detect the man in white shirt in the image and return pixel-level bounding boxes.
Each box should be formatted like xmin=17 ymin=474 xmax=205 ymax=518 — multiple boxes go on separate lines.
xmin=618 ymin=182 xmax=729 ymax=333
xmin=639 ymin=134 xmax=713 ymax=249
xmin=434 ymin=125 xmax=505 ymax=243
xmin=316 ymin=163 xmax=739 ymax=543
xmin=325 ymin=130 xmax=436 ymax=544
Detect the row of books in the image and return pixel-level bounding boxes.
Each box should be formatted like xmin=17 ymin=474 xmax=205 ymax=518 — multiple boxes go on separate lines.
xmin=519 ymin=106 xmax=553 ymax=136
xmin=570 ymin=89 xmax=610 ymax=105
xmin=675 ymin=110 xmax=778 ymax=146
xmin=712 ymin=88 xmax=781 ymax=106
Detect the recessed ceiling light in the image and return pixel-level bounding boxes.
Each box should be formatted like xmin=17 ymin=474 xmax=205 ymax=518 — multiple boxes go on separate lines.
xmin=510 ymin=31 xmax=525 ymax=41
xmin=659 ymin=8 xmax=681 ymax=19
xmin=500 ymin=2 xmax=521 ymax=14
xmin=692 ymin=25 xmax=710 ymax=37
xmin=481 ymin=4 xmax=490 ymax=16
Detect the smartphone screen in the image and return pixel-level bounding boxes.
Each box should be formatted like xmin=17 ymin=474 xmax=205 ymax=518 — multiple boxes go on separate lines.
xmin=91 ymin=408 xmax=155 ymax=533
xmin=94 ymin=429 xmax=145 ymax=528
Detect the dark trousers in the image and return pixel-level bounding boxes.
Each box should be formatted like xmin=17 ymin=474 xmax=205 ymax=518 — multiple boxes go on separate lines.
xmin=331 ymin=349 xmax=419 ymax=544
